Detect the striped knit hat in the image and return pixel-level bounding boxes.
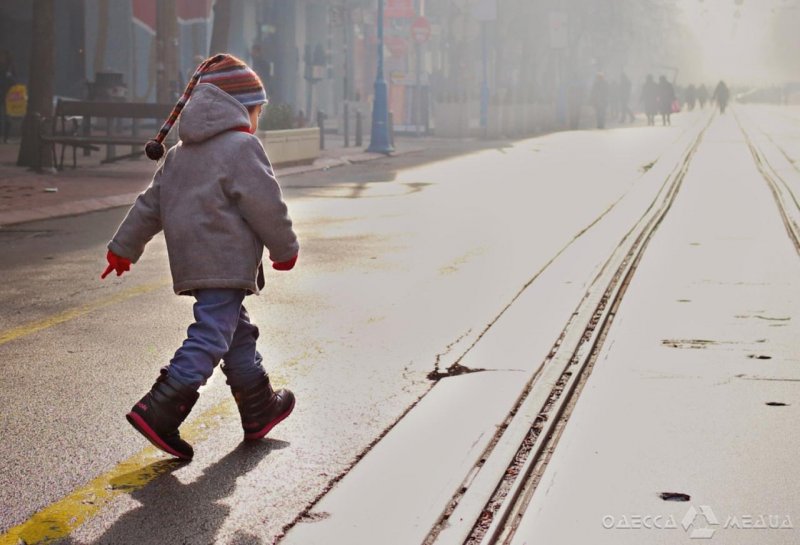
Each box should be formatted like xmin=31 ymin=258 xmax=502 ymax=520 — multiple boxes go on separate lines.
xmin=145 ymin=54 xmax=267 ymax=161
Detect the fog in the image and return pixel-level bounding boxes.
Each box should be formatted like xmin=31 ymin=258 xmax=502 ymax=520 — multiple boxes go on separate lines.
xmin=3 ymin=0 xmax=800 ymax=153
xmin=678 ymin=0 xmax=800 ymax=85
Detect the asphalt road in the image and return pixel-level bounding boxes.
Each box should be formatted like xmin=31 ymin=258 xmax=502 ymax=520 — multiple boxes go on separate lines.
xmin=1 ymin=113 xmax=710 ymax=544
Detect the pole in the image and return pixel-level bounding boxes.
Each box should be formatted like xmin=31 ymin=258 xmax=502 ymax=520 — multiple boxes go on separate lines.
xmin=480 ymin=21 xmax=489 ymax=136
xmin=344 ymin=102 xmax=350 ymax=147
xmin=367 ymin=0 xmax=394 ymax=153
xmin=414 ymin=0 xmax=422 ymax=137
xmin=343 ymin=2 xmax=351 ymax=147
xmin=318 ymin=111 xmax=326 ymax=149
xmin=356 ymin=109 xmax=363 ymax=146
xmin=16 ymin=0 xmax=55 ymax=169
xmin=306 ymin=82 xmax=313 ymax=122
xmin=343 ymin=2 xmax=351 ymax=102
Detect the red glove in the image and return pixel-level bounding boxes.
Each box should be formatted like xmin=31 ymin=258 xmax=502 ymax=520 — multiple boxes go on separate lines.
xmin=101 ymin=250 xmax=132 ymax=279
xmin=272 ymin=254 xmax=298 ymax=271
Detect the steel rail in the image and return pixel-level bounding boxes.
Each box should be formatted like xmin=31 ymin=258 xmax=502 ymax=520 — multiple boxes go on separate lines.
xmin=735 ymin=108 xmax=800 ymax=255
xmin=426 ymin=113 xmax=715 ymax=545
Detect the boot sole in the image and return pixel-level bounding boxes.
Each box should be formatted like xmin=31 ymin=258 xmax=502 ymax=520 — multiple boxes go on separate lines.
xmin=126 ymin=412 xmax=193 ymax=460
xmin=244 ymin=397 xmax=296 ymax=441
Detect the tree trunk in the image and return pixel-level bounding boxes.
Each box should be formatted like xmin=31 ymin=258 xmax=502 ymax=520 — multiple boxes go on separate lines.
xmin=93 ymin=0 xmax=109 ymax=76
xmin=209 ymin=0 xmax=232 ymax=55
xmin=17 ymin=0 xmax=55 ymax=169
xmin=156 ymin=0 xmax=179 ymax=104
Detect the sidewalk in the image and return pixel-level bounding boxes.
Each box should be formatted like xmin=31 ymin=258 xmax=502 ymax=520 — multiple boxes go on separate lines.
xmin=0 ymin=110 xmax=659 ymax=229
xmin=0 ymin=134 xmax=429 ymax=227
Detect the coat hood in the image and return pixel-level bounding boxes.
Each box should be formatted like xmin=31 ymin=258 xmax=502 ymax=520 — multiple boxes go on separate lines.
xmin=178 ymin=83 xmax=251 ymax=144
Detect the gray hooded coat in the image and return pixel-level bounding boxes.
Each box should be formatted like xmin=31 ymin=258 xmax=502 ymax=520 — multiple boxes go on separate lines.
xmin=108 ymin=83 xmax=299 ymax=295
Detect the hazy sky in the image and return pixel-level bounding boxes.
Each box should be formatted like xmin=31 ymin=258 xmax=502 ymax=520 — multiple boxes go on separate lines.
xmin=677 ymin=0 xmax=793 ymax=83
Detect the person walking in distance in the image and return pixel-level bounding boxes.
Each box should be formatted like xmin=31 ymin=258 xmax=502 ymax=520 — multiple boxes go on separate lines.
xmin=641 ymin=74 xmax=659 ymax=126
xmin=101 ymin=54 xmax=299 ymax=460
xmin=685 ymin=84 xmax=697 ymax=111
xmin=658 ymin=75 xmax=676 ymax=126
xmin=590 ymin=73 xmax=610 ymax=129
xmin=697 ymin=84 xmax=709 ymax=109
xmin=618 ymin=71 xmax=635 ymax=123
xmin=566 ymin=73 xmax=585 ymax=130
xmin=713 ymin=80 xmax=730 ymax=114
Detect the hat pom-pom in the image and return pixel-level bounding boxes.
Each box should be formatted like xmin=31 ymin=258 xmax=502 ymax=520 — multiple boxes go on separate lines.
xmin=145 ymin=140 xmax=165 ymax=161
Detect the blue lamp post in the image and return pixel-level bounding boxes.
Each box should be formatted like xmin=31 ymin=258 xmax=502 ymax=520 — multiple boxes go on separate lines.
xmin=367 ymin=0 xmax=394 ymax=154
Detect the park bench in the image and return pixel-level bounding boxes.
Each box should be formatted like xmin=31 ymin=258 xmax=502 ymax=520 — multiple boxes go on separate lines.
xmin=39 ymin=99 xmax=174 ymax=170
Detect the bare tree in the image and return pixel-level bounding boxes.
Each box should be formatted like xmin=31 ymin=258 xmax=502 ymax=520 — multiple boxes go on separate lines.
xmin=17 ymin=0 xmax=55 ymax=169
xmin=209 ymin=0 xmax=232 ymax=55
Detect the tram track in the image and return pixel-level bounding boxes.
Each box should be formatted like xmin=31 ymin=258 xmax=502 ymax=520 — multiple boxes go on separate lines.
xmin=278 ymin=112 xmax=717 ymax=545
xmin=735 ymin=108 xmax=800 ymax=255
xmin=424 ymin=113 xmax=715 ymax=545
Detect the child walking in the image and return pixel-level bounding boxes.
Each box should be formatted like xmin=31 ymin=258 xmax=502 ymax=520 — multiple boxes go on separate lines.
xmin=101 ymin=54 xmax=299 ymax=460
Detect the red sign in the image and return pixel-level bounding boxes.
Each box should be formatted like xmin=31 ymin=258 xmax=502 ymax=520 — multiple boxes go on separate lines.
xmin=132 ymin=0 xmax=213 ymax=33
xmin=411 ymin=16 xmax=431 ymax=44
xmin=385 ymin=0 xmax=414 ymax=19
xmin=176 ymin=0 xmax=213 ymax=23
xmin=385 ymin=36 xmax=410 ymax=57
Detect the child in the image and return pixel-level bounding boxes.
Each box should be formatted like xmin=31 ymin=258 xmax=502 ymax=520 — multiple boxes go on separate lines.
xmin=101 ymin=54 xmax=299 ymax=460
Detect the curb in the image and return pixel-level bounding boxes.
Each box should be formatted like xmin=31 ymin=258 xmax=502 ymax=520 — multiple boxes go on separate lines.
xmin=0 ymin=147 xmax=424 ymax=228
xmin=0 ymin=193 xmax=142 ymax=227
xmin=279 ymin=147 xmax=422 ymax=176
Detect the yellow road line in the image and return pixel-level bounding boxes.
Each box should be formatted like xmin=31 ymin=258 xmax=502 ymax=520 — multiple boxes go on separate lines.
xmin=0 ymin=280 xmax=171 ymax=347
xmin=0 ymin=399 xmax=237 ymax=545
xmin=0 ymin=277 xmax=279 ymax=543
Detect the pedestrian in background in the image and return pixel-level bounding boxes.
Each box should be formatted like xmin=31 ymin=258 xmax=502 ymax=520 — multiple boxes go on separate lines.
xmin=685 ymin=84 xmax=697 ymax=111
xmin=567 ymin=73 xmax=585 ymax=130
xmin=658 ymin=75 xmax=676 ymax=126
xmin=713 ymin=80 xmax=730 ymax=114
xmin=590 ymin=73 xmax=609 ymax=129
xmin=697 ymin=84 xmax=709 ymax=109
xmin=618 ymin=71 xmax=635 ymax=123
xmin=101 ymin=54 xmax=299 ymax=460
xmin=608 ymin=77 xmax=620 ymax=124
xmin=641 ymin=74 xmax=658 ymax=126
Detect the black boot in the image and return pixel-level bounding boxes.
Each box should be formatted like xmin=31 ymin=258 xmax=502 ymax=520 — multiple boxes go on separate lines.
xmin=126 ymin=369 xmax=199 ymax=460
xmin=229 ymin=372 xmax=295 ymax=440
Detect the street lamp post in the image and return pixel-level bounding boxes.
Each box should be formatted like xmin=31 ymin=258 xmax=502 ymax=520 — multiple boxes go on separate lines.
xmin=367 ymin=0 xmax=394 ymax=154
xmin=474 ymin=0 xmax=496 ymax=137
xmin=414 ymin=0 xmax=422 ymax=137
xmin=480 ymin=20 xmax=489 ymax=135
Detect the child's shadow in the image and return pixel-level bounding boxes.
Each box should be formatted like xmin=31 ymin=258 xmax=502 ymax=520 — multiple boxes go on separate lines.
xmin=83 ymin=439 xmax=288 ymax=545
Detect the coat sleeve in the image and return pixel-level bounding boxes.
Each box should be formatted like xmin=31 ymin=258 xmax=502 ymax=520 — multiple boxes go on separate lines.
xmin=229 ymin=137 xmax=299 ymax=263
xmin=107 ymin=160 xmax=166 ymax=263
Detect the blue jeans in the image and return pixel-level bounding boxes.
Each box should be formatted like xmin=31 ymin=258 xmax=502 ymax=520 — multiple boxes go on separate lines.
xmin=167 ymin=289 xmax=266 ymax=388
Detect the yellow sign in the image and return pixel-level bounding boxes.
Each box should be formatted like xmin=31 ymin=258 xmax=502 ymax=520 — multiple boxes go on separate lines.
xmin=5 ymin=84 xmax=27 ymax=117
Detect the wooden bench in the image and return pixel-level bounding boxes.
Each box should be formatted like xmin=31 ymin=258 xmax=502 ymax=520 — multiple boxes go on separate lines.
xmin=40 ymin=100 xmax=174 ymax=170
